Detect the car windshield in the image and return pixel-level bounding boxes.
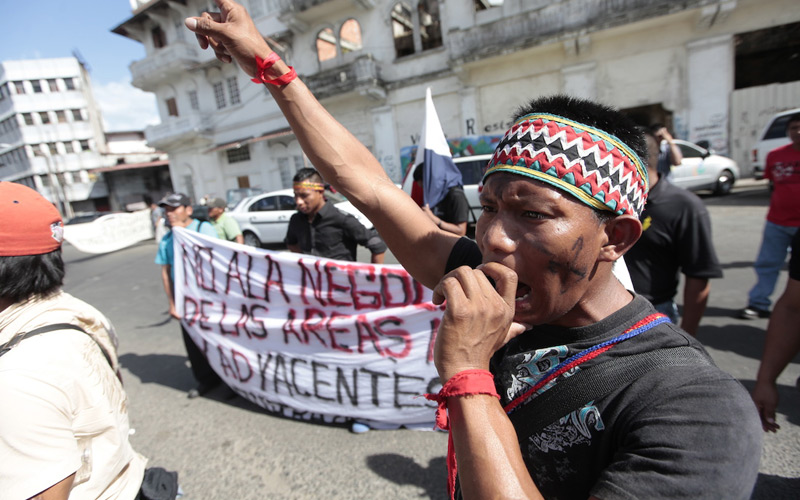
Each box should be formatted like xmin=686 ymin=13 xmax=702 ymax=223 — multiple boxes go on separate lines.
xmin=763 ymin=115 xmax=792 ymax=140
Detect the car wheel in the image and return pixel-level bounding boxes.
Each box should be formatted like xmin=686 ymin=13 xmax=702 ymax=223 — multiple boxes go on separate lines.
xmin=713 ymin=170 xmax=734 ymax=196
xmin=243 ymin=232 xmax=262 ymax=248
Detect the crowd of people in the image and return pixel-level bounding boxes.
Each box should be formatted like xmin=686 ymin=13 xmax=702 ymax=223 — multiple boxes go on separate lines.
xmin=1 ymin=1 xmax=798 ymax=498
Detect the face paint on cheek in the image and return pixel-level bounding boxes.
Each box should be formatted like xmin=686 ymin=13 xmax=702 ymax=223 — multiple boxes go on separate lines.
xmin=541 ymin=236 xmax=591 ymax=294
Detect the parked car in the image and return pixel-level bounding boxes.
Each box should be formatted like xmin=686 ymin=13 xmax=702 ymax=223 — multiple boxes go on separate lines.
xmin=750 ymin=108 xmax=798 ymax=179
xmin=669 ymin=139 xmax=740 ymax=195
xmin=229 ymin=189 xmax=373 ymax=247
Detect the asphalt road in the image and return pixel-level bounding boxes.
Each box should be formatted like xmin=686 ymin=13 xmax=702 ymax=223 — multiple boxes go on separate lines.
xmin=61 ymin=179 xmax=799 ymax=499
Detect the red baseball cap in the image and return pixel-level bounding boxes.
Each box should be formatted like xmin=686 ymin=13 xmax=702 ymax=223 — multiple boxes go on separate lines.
xmin=0 ymin=182 xmax=64 ymax=256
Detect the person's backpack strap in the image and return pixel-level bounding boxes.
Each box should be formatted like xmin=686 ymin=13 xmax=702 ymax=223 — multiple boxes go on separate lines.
xmin=0 ymin=323 xmax=119 ymax=381
xmin=508 ymin=346 xmax=712 ymax=441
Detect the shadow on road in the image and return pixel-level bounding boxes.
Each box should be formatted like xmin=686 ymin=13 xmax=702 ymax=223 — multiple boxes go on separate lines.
xmin=752 ymin=473 xmax=800 ymax=499
xmin=119 ymin=353 xmax=195 ymax=392
xmin=366 ymin=453 xmax=446 ymax=499
xmin=696 ymin=322 xmax=765 ymax=362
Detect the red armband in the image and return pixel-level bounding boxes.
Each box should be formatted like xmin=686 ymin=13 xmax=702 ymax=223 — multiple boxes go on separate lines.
xmin=250 ymin=53 xmax=297 ymax=86
xmin=424 ymin=369 xmax=499 ymax=500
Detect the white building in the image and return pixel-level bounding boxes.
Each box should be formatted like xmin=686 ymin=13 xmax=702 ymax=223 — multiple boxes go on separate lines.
xmin=0 ymin=57 xmax=110 ymax=218
xmin=112 ymin=0 xmax=800 ymax=201
xmin=95 ymin=130 xmax=172 ymax=212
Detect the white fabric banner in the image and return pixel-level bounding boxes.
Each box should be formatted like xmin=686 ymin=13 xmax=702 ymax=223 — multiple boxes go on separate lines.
xmin=63 ymin=210 xmax=154 ymax=254
xmin=173 ymin=228 xmax=443 ymax=427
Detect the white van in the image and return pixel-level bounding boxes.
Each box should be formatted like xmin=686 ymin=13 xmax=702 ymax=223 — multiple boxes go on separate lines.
xmin=401 ymin=154 xmax=493 ymax=227
xmin=751 ymin=108 xmax=799 ymax=179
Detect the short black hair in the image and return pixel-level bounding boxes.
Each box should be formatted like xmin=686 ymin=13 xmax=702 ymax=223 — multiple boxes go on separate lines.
xmin=513 ymin=95 xmax=648 ymax=164
xmin=787 ymin=113 xmax=800 ymax=130
xmin=0 ymin=249 xmax=65 ymax=303
xmin=293 ymin=168 xmax=323 ymax=184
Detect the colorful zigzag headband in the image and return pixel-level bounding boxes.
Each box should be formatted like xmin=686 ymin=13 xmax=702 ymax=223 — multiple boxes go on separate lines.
xmin=484 ymin=113 xmax=648 ymax=218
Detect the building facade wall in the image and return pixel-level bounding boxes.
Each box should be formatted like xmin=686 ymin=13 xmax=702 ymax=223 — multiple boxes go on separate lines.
xmin=115 ymin=0 xmax=800 ymax=200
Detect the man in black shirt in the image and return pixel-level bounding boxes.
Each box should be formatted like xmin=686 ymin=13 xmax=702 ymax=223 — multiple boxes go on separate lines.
xmin=626 ymin=129 xmax=723 ymax=335
xmin=187 ymin=6 xmax=761 ymax=498
xmin=285 ymin=168 xmax=386 ymax=264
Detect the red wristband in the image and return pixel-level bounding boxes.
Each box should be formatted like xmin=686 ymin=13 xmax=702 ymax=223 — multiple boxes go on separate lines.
xmin=424 ymin=369 xmax=499 ymax=500
xmin=250 ymin=53 xmax=297 ymax=86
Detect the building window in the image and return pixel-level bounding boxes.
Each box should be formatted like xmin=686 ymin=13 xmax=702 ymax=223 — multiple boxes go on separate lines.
xmin=418 ymin=0 xmax=443 ymax=51
xmin=340 ymin=19 xmax=363 ymax=55
xmin=80 ymin=140 xmax=90 ymax=151
xmin=31 ymin=80 xmax=43 ymax=93
xmin=47 ymin=143 xmax=58 ymax=155
xmin=55 ymin=110 xmax=67 ymax=123
xmin=72 ymin=109 xmax=84 ymax=121
xmin=30 ymin=144 xmax=44 ymax=157
xmin=152 ymin=26 xmax=167 ymax=49
xmin=14 ymin=81 xmax=25 ymax=94
xmin=227 ymin=77 xmax=241 ymax=105
xmin=39 ymin=112 xmax=51 ymax=124
xmin=64 ymin=78 xmax=75 ymax=90
xmin=166 ymin=97 xmax=179 ymax=117
xmin=22 ymin=113 xmax=34 ymax=126
xmin=226 ymin=144 xmax=251 ymax=163
xmin=213 ymin=82 xmax=226 ymax=109
xmin=48 ymin=79 xmax=59 ymax=92
xmin=64 ymin=141 xmax=74 ymax=153
xmin=188 ymin=90 xmax=199 ymax=110
xmin=392 ymin=3 xmax=415 ymax=58
xmin=40 ymin=174 xmax=51 ymax=187
xmin=316 ymin=27 xmax=337 ymax=63
xmin=474 ymin=0 xmax=503 ymax=10
xmin=391 ymin=1 xmax=442 ymax=58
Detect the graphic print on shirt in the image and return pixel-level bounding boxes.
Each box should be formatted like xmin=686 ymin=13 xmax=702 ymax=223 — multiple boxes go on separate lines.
xmin=508 ymin=345 xmax=573 ymax=400
xmin=529 ymin=401 xmax=604 ymax=453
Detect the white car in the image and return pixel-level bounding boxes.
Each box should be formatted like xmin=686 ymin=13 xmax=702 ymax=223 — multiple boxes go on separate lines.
xmin=670 ymin=139 xmax=740 ymax=196
xmin=750 ymin=108 xmax=799 ymax=179
xmin=229 ymin=189 xmax=373 ymax=247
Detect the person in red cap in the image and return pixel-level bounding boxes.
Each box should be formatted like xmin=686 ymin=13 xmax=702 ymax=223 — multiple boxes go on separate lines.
xmin=0 ymin=182 xmax=149 ymax=499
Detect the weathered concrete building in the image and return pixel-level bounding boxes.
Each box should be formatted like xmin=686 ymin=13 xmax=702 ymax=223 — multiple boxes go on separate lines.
xmin=112 ymin=0 xmax=800 ymax=200
xmin=0 ymin=57 xmax=110 ymax=218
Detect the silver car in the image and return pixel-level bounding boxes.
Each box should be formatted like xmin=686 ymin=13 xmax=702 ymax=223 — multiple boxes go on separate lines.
xmin=670 ymin=139 xmax=740 ymax=196
xmin=229 ymin=189 xmax=373 ymax=247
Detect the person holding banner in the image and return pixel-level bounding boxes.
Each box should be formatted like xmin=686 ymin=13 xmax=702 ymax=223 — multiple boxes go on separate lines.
xmin=184 ymin=3 xmax=760 ymax=499
xmin=207 ymin=197 xmax=244 ymax=244
xmin=155 ymin=192 xmax=224 ymax=399
xmin=285 ymin=168 xmax=386 ymax=264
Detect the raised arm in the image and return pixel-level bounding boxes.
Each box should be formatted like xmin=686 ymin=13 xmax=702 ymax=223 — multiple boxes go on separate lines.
xmin=185 ymin=0 xmax=459 ymax=288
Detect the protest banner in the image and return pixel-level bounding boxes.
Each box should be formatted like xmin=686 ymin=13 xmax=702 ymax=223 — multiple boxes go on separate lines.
xmin=173 ymin=228 xmax=444 ymax=427
xmin=63 ymin=210 xmax=154 ymax=254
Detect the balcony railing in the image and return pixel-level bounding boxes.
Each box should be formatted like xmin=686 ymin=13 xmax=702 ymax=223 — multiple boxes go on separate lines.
xmin=130 ymin=41 xmax=204 ymax=92
xmin=303 ymin=55 xmax=386 ymax=101
xmin=448 ymin=0 xmax=719 ymax=63
xmin=145 ymin=113 xmax=214 ymax=149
